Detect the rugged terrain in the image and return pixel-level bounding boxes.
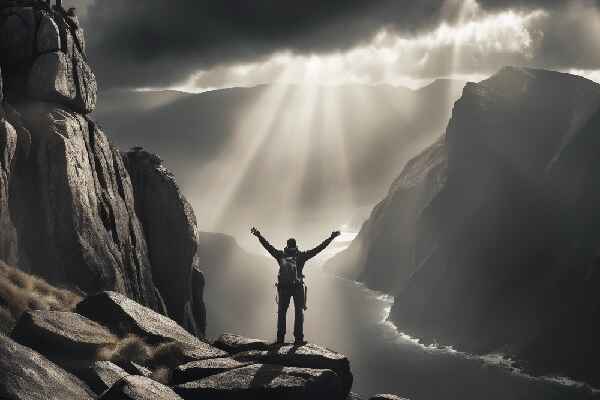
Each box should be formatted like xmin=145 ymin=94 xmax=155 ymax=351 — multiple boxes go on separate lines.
xmin=0 ymin=3 xmax=404 ymax=399
xmin=0 ymin=0 xmax=203 ymax=332
xmin=327 ymin=66 xmax=600 ymax=386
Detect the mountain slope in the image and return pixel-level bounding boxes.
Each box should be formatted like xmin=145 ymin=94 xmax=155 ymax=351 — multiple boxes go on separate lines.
xmin=327 ymin=67 xmax=600 ymax=385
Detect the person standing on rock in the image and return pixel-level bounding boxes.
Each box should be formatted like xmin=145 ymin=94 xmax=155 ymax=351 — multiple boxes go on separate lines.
xmin=251 ymin=227 xmax=340 ymax=346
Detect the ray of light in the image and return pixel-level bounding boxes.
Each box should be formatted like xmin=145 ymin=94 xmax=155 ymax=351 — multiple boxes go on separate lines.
xmin=203 ymin=76 xmax=295 ymax=230
xmin=322 ymin=86 xmax=355 ymax=208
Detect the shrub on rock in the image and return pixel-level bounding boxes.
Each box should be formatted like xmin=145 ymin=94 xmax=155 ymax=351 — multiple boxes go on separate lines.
xmin=77 ymin=291 xmax=226 ymax=359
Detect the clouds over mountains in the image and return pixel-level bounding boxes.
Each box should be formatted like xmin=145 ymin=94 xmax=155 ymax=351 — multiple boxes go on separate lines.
xmin=66 ymin=0 xmax=600 ymax=89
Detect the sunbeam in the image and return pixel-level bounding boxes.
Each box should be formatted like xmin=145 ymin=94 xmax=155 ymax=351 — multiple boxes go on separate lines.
xmin=204 ymin=81 xmax=294 ymax=230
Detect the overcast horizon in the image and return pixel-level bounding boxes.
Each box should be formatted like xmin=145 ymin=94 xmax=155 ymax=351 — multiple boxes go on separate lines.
xmin=70 ymin=0 xmax=600 ymax=254
xmin=67 ymin=0 xmax=600 ymax=92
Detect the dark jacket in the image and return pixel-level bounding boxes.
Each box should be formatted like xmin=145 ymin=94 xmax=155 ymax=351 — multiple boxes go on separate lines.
xmin=258 ymin=235 xmax=335 ymax=278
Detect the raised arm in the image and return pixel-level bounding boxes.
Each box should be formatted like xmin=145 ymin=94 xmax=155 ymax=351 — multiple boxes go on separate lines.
xmin=303 ymin=231 xmax=341 ymax=260
xmin=251 ymin=227 xmax=282 ymax=259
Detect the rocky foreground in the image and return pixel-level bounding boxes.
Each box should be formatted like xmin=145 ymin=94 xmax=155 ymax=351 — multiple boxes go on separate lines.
xmin=1 ymin=287 xmax=406 ymax=400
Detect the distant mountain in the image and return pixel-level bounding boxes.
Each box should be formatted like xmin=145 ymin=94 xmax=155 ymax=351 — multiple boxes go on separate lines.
xmin=326 ymin=67 xmax=600 ymax=385
xmin=94 ymin=81 xmax=465 ymax=248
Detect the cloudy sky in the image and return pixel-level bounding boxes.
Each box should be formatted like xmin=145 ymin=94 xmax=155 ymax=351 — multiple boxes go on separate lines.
xmin=67 ymin=0 xmax=600 ymax=91
xmin=65 ymin=0 xmax=600 ymax=254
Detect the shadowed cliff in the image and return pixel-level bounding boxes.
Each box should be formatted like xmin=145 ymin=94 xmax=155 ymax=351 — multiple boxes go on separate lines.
xmin=327 ymin=66 xmax=600 ymax=386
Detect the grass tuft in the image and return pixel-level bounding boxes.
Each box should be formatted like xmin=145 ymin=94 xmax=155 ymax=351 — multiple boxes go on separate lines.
xmin=0 ymin=261 xmax=82 ymax=333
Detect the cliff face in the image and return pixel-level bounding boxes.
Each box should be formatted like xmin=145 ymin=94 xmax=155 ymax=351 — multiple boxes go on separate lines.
xmin=325 ymin=139 xmax=447 ymax=292
xmin=123 ymin=149 xmax=203 ymax=333
xmin=0 ymin=3 xmax=201 ymax=329
xmin=329 ymin=67 xmax=600 ymax=384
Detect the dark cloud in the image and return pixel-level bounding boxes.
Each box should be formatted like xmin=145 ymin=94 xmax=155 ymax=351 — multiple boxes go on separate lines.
xmin=65 ymin=0 xmax=600 ymax=89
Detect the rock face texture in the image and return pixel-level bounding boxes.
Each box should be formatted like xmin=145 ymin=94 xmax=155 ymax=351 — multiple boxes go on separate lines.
xmin=0 ymin=2 xmax=96 ymax=112
xmin=215 ymin=333 xmax=353 ymax=397
xmin=0 ymin=3 xmax=202 ymax=324
xmin=80 ymin=361 xmax=129 ymax=394
xmin=0 ymin=101 xmax=18 ymax=265
xmin=100 ymin=376 xmax=184 ymax=400
xmin=173 ymin=358 xmax=252 ymax=385
xmin=76 ymin=291 xmax=225 ymax=358
xmin=0 ymin=334 xmax=95 ymax=400
xmin=329 ymin=67 xmax=600 ymax=385
xmin=124 ymin=148 xmax=202 ymax=329
xmin=2 ymin=278 xmax=356 ymax=400
xmin=190 ymin=265 xmax=207 ymax=337
xmin=174 ymin=363 xmax=343 ymax=400
xmin=11 ymin=310 xmax=116 ymax=359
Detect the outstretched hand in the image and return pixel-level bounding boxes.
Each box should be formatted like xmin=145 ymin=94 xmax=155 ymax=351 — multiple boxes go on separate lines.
xmin=251 ymin=227 xmax=261 ymax=237
xmin=331 ymin=231 xmax=341 ymax=239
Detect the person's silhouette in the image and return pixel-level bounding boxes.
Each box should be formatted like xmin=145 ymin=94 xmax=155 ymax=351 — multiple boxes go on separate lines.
xmin=251 ymin=227 xmax=340 ymax=345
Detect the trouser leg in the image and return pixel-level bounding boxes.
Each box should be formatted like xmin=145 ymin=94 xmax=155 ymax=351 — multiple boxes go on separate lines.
xmin=277 ymin=288 xmax=291 ymax=341
xmin=292 ymin=285 xmax=305 ymax=341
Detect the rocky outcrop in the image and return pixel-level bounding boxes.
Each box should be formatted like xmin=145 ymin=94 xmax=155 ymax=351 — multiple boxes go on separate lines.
xmin=123 ymin=148 xmax=201 ymax=328
xmin=173 ymin=363 xmax=343 ymax=400
xmin=79 ymin=361 xmax=129 ymax=394
xmin=2 ymin=281 xmax=357 ymax=400
xmin=190 ymin=265 xmax=207 ymax=336
xmin=233 ymin=346 xmax=353 ymax=396
xmin=369 ymin=395 xmax=408 ymax=400
xmin=0 ymin=334 xmax=95 ymax=400
xmin=76 ymin=291 xmax=226 ymax=358
xmin=172 ymin=358 xmax=252 ymax=384
xmin=214 ymin=333 xmax=352 ymax=396
xmin=99 ymin=376 xmax=183 ymax=400
xmin=0 ymin=2 xmax=96 ymax=112
xmin=214 ymin=333 xmax=272 ymax=354
xmin=0 ymin=3 xmax=204 ymax=323
xmin=332 ymin=67 xmax=600 ymax=385
xmin=0 ymin=101 xmax=18 ymax=265
xmin=11 ymin=310 xmax=116 ymax=358
xmin=10 ymin=102 xmax=163 ymax=310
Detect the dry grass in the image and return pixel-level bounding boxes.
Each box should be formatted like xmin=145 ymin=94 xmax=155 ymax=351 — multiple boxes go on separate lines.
xmin=97 ymin=336 xmax=188 ymax=385
xmin=150 ymin=341 xmax=187 ymax=369
xmin=150 ymin=367 xmax=172 ymax=384
xmin=0 ymin=262 xmax=190 ymax=384
xmin=96 ymin=334 xmax=152 ymax=365
xmin=0 ymin=261 xmax=82 ymax=333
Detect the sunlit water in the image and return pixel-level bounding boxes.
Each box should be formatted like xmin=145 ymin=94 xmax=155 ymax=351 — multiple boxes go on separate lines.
xmin=205 ymin=268 xmax=599 ymax=399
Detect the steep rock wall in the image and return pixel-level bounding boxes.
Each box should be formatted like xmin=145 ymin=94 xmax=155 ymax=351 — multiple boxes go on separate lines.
xmin=0 ymin=3 xmax=202 ymax=326
xmin=330 ymin=67 xmax=600 ymax=385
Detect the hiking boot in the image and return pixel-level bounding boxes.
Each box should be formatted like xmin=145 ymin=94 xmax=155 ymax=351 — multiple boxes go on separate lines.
xmin=294 ymin=339 xmax=307 ymax=346
xmin=273 ymin=337 xmax=285 ymax=346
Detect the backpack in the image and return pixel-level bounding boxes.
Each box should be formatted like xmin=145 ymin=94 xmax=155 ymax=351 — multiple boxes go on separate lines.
xmin=278 ymin=255 xmax=300 ymax=286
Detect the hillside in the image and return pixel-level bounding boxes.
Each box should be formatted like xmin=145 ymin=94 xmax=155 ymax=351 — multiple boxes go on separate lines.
xmin=327 ymin=66 xmax=600 ymax=385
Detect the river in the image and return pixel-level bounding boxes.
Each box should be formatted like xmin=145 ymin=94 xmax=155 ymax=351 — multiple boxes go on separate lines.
xmin=204 ymin=267 xmax=598 ymax=399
